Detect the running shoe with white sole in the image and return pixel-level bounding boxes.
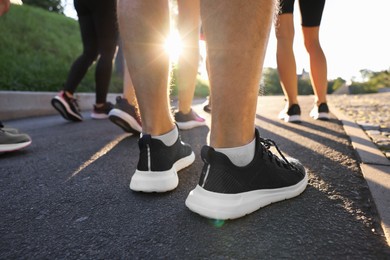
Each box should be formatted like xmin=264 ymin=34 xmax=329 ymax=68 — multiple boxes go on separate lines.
xmin=91 ymin=102 xmax=114 ymax=119
xmin=185 ymin=129 xmax=307 ymax=220
xmin=130 ymin=128 xmax=195 ymax=193
xmin=174 ymin=109 xmax=206 ymax=130
xmin=310 ymin=103 xmax=330 ymax=120
xmin=109 ymin=96 xmax=142 ymax=134
xmin=51 ymin=91 xmax=83 ymax=122
xmin=0 ymin=129 xmax=32 ymax=153
xmin=278 ymin=104 xmax=301 ymax=123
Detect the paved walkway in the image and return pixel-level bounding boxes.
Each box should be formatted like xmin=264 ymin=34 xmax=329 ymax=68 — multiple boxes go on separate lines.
xmin=1 ymin=95 xmax=390 ymax=259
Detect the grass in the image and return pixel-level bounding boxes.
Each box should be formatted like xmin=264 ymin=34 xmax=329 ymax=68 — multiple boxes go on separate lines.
xmin=0 ymin=4 xmax=209 ymax=97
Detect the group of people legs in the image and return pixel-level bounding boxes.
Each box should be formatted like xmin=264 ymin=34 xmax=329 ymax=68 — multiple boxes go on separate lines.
xmin=3 ymin=0 xmax=329 ymax=220
xmin=50 ymin=0 xmax=206 ymax=134
xmin=114 ymin=0 xmax=324 ymax=220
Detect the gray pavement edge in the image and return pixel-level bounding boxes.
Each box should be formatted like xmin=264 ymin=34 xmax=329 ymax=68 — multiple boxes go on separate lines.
xmin=329 ymin=104 xmax=390 ymax=245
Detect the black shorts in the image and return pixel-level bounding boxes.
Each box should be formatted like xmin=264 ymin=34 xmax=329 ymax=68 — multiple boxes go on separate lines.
xmin=279 ymin=0 xmax=325 ymax=27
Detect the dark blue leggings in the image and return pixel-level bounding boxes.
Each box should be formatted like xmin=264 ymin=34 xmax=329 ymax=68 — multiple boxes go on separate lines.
xmin=279 ymin=0 xmax=325 ymax=27
xmin=64 ymin=0 xmax=118 ymax=104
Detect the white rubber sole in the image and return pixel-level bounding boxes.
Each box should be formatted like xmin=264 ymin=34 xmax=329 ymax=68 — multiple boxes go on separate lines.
xmin=130 ymin=152 xmax=195 ymax=192
xmin=278 ymin=113 xmax=301 ymax=123
xmin=176 ymin=121 xmax=207 ymax=130
xmin=108 ymin=109 xmax=142 ymax=133
xmin=0 ymin=140 xmax=32 ymax=153
xmin=52 ymin=95 xmax=83 ymax=121
xmin=284 ymin=114 xmax=301 ymax=123
xmin=185 ymin=171 xmax=308 ymax=220
xmin=90 ymin=112 xmax=109 ymax=119
xmin=310 ymin=111 xmax=330 ymax=120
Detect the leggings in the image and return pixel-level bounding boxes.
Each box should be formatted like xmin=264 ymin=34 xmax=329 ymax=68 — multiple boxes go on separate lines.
xmin=64 ymin=0 xmax=118 ymax=104
xmin=279 ymin=0 xmax=325 ymax=27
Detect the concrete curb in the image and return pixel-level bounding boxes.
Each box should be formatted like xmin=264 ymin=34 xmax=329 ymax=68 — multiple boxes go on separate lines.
xmin=329 ymin=104 xmax=390 ymax=245
xmin=0 ymin=91 xmax=121 ymax=121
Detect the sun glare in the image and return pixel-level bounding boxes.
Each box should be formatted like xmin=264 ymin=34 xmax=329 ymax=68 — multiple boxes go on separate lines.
xmin=164 ymin=30 xmax=182 ymax=63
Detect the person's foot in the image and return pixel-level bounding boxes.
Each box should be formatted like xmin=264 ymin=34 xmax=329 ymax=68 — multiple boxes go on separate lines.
xmin=91 ymin=102 xmax=114 ymax=119
xmin=202 ymin=97 xmax=211 ymax=113
xmin=0 ymin=122 xmax=19 ymax=134
xmin=51 ymin=91 xmax=83 ymax=122
xmin=203 ymin=103 xmax=211 ymax=113
xmin=310 ymin=103 xmax=330 ymax=120
xmin=0 ymin=129 xmax=32 ymax=153
xmin=174 ymin=109 xmax=206 ymax=130
xmin=185 ymin=129 xmax=308 ymax=220
xmin=130 ymin=129 xmax=195 ymax=192
xmin=108 ymin=96 xmax=142 ymax=134
xmin=278 ymin=104 xmax=301 ymax=123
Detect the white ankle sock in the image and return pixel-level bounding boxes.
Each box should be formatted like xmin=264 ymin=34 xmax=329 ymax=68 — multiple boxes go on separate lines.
xmin=215 ymin=138 xmax=256 ymax=167
xmin=151 ymin=126 xmax=178 ymax=146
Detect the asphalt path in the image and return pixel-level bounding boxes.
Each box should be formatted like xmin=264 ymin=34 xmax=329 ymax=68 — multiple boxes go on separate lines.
xmin=1 ymin=96 xmax=389 ymax=259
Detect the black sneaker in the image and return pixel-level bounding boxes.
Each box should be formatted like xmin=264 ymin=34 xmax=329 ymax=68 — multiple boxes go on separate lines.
xmin=130 ymin=129 xmax=195 ymax=192
xmin=174 ymin=109 xmax=206 ymax=130
xmin=185 ymin=129 xmax=307 ymax=220
xmin=91 ymin=102 xmax=114 ymax=119
xmin=51 ymin=91 xmax=83 ymax=122
xmin=278 ymin=104 xmax=301 ymax=123
xmin=108 ymin=96 xmax=142 ymax=134
xmin=310 ymin=103 xmax=330 ymax=120
xmin=0 ymin=129 xmax=32 ymax=153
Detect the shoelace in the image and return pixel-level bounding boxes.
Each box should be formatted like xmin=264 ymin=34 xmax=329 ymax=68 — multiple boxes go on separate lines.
xmin=258 ymin=137 xmax=297 ymax=171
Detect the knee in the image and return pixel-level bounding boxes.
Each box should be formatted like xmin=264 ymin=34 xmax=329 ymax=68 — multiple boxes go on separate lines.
xmin=82 ymin=49 xmax=99 ymax=64
xmin=275 ymin=29 xmax=294 ymax=45
xmin=99 ymin=45 xmax=117 ymax=62
xmin=303 ymin=39 xmax=322 ymax=54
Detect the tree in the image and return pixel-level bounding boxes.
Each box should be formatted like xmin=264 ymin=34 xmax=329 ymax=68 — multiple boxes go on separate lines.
xmin=261 ymin=67 xmax=283 ymax=95
xmin=23 ymin=0 xmax=64 ymax=14
xmin=328 ymin=77 xmax=346 ymax=93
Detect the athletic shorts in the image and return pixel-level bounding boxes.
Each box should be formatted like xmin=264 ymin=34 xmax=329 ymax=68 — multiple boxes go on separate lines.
xmin=279 ymin=0 xmax=325 ymax=27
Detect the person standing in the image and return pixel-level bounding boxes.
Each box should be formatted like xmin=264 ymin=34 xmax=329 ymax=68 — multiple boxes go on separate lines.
xmin=117 ymin=0 xmax=307 ymax=220
xmin=51 ymin=0 xmax=118 ymax=121
xmin=276 ymin=0 xmax=329 ymax=123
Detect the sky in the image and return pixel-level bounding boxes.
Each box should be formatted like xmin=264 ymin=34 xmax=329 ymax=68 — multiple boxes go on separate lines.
xmin=63 ymin=0 xmax=390 ymax=81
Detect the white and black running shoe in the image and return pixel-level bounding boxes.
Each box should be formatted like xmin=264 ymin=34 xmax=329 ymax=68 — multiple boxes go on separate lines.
xmin=0 ymin=129 xmax=31 ymax=153
xmin=130 ymin=129 xmax=195 ymax=192
xmin=278 ymin=104 xmax=301 ymax=123
xmin=310 ymin=103 xmax=330 ymax=120
xmin=91 ymin=102 xmax=114 ymax=119
xmin=109 ymin=96 xmax=142 ymax=134
xmin=51 ymin=91 xmax=83 ymax=122
xmin=174 ymin=109 xmax=206 ymax=130
xmin=186 ymin=129 xmax=308 ymax=220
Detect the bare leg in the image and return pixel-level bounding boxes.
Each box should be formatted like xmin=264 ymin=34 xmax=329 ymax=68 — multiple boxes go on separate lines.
xmin=275 ymin=14 xmax=298 ymax=107
xmin=122 ymin=61 xmax=138 ymax=108
xmin=201 ymin=0 xmax=275 ymax=148
xmin=302 ymin=26 xmax=328 ymax=105
xmin=177 ymin=0 xmax=200 ymax=114
xmin=117 ymin=0 xmax=173 ymax=135
xmin=185 ymin=0 xmax=307 ymax=220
